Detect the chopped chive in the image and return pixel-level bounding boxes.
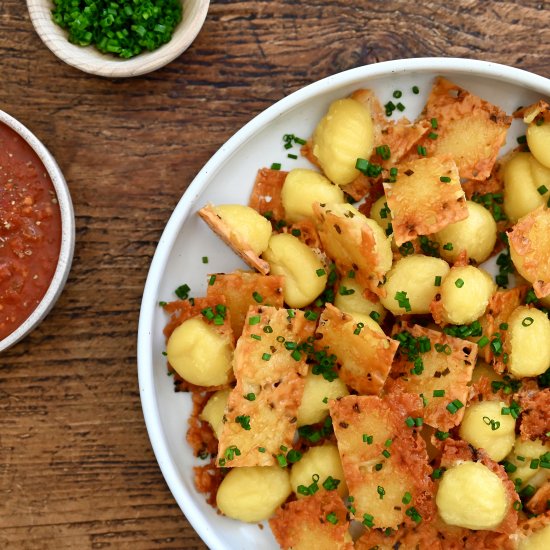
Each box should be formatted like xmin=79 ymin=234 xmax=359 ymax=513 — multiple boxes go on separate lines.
xmin=262 ymin=353 xmax=271 ymax=361
xmin=455 ymin=278 xmax=464 ymax=288
xmin=477 ymin=335 xmax=490 ymax=348
xmin=175 ymin=283 xmax=191 ymax=299
xmin=433 ymin=389 xmax=445 ymax=397
xmin=316 ymin=268 xmax=326 ymax=277
xmin=446 ymin=399 xmax=464 ymax=414
xmin=434 ymin=275 xmax=442 ymax=286
xmin=395 ymin=290 xmax=412 ymax=312
xmin=252 ymin=291 xmax=263 ymax=303
xmin=235 ymin=415 xmax=251 ymax=430
xmin=412 ymin=85 xmax=419 ymax=94
xmin=287 ymin=153 xmax=298 ymax=159
xmin=208 ymin=275 xmax=216 ymax=286
xmin=326 ymin=512 xmax=338 ymax=525
xmin=362 ymin=513 xmax=374 ymax=528
xmin=537 ymin=185 xmax=548 ymax=195
xmin=377 ymin=485 xmax=386 ymax=499
xmin=430 ymin=118 xmax=438 ymax=129
xmin=428 ymin=132 xmax=438 ymax=140
xmin=439 ymin=176 xmax=451 ymax=182
xmin=443 ymin=242 xmax=453 ymax=251
xmin=402 ymin=491 xmax=412 ymax=504
xmin=522 ymin=317 xmax=534 ymax=326
xmin=270 ymin=162 xmax=281 ymax=170
xmin=393 ymin=90 xmax=402 ymax=98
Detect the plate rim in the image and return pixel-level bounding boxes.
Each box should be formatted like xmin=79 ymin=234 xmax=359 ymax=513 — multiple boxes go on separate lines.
xmin=137 ymin=57 xmax=550 ymax=549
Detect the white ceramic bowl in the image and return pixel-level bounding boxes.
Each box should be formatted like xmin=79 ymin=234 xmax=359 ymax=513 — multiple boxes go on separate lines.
xmin=0 ymin=111 xmax=75 ymax=353
xmin=137 ymin=58 xmax=550 ymax=549
xmin=27 ymin=0 xmax=209 ymax=78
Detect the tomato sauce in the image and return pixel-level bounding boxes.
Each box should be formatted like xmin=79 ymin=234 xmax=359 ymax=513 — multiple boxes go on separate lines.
xmin=0 ymin=122 xmax=62 ymax=340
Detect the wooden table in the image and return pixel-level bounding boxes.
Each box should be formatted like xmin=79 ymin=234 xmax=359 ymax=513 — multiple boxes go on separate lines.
xmin=1 ymin=1 xmax=549 ymax=548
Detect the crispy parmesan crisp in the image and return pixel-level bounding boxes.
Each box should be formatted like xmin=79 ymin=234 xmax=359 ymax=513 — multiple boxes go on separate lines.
xmin=508 ymin=206 xmax=550 ymax=298
xmin=248 ymin=167 xmax=288 ymax=220
xmin=477 ymin=286 xmax=526 ymax=369
xmin=389 ymin=323 xmax=477 ymax=431
xmin=330 ymin=395 xmax=435 ymax=529
xmin=526 ymin=481 xmax=550 ymax=515
xmin=316 ymin=304 xmax=398 ymax=395
xmin=355 ymin=516 xmax=467 ymax=550
xmin=198 ymin=204 xmax=271 ymax=275
xmin=283 ymin=219 xmax=322 ymax=249
xmin=384 ymin=155 xmax=467 ymax=245
xmin=518 ymin=387 xmax=550 ymax=442
xmin=515 ymin=99 xmax=550 ymax=124
xmin=417 ymin=77 xmax=512 ymax=180
xmin=216 ymin=306 xmax=312 ymax=467
xmin=269 ymin=491 xmax=353 ymax=550
xmin=344 ymin=172 xmax=384 ymax=206
xmin=350 ymin=88 xmax=432 ymax=166
xmin=312 ymin=202 xmax=390 ymax=296
xmin=207 ymin=271 xmax=284 ymax=339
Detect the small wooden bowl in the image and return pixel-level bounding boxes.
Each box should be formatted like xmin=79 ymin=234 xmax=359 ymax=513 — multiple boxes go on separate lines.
xmin=27 ymin=0 xmax=209 ymax=78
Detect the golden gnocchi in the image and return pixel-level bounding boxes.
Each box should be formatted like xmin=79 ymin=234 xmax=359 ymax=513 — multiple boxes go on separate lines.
xmin=216 ymin=466 xmax=292 ymax=522
xmin=433 ymin=200 xmax=497 ymax=263
xmin=507 ymin=306 xmax=550 ymax=377
xmin=436 ymin=461 xmax=508 ymax=530
xmin=436 ymin=266 xmax=496 ymax=325
xmin=458 ymin=400 xmax=516 ymax=461
xmin=262 ymin=233 xmax=327 ymax=308
xmin=281 ymin=168 xmax=345 ymax=222
xmin=311 ymin=97 xmax=374 ymax=186
xmin=166 ymin=317 xmax=233 ymax=387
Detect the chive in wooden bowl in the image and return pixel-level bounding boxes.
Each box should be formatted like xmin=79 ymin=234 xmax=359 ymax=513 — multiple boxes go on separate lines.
xmin=27 ymin=0 xmax=210 ymax=78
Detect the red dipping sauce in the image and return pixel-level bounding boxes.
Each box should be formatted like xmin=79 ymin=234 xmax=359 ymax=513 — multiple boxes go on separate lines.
xmin=0 ymin=122 xmax=62 ymax=340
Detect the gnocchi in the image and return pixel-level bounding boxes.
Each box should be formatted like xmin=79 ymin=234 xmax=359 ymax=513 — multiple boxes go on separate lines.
xmin=262 ymin=233 xmax=327 ymax=308
xmin=296 ymin=369 xmax=349 ymax=427
xmin=527 ymin=119 xmax=550 ymax=168
xmin=380 ymin=255 xmax=450 ymax=315
xmin=212 ymin=204 xmax=272 ymax=256
xmin=312 ymin=98 xmax=374 ymax=186
xmin=433 ymin=200 xmax=497 ymax=263
xmin=436 ymin=265 xmax=496 ymax=325
xmin=507 ymin=306 xmax=550 ymax=377
xmin=436 ymin=461 xmax=508 ymax=530
xmin=281 ymin=168 xmax=345 ymax=222
xmin=166 ymin=317 xmax=233 ymax=386
xmin=503 ymin=153 xmax=550 ymax=222
xmin=200 ymin=389 xmax=231 ymax=439
xmin=289 ymin=444 xmax=347 ymax=499
xmin=458 ymin=400 xmax=516 ymax=462
xmin=217 ymin=466 xmax=292 ymax=522
xmin=333 ymin=276 xmax=386 ymax=322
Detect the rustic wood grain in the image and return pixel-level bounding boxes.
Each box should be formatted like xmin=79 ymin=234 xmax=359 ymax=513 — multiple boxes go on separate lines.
xmin=1 ymin=0 xmax=549 ymax=548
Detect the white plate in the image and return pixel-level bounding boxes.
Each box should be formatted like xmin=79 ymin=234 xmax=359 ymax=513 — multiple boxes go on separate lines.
xmin=137 ymin=58 xmax=550 ymax=549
